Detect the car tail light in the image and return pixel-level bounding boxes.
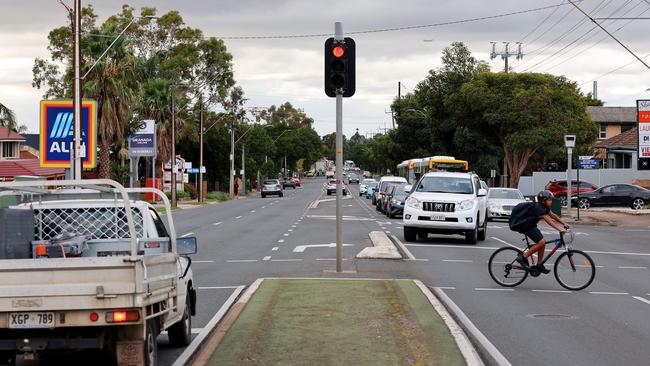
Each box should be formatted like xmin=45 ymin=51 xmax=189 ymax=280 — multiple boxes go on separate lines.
xmin=89 ymin=312 xmax=99 ymax=322
xmin=106 ymin=310 xmax=140 ymax=323
xmin=35 ymin=244 xmax=47 ymax=257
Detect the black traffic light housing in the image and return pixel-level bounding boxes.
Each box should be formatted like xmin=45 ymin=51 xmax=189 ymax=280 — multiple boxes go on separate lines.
xmin=324 ymin=37 xmax=355 ymax=97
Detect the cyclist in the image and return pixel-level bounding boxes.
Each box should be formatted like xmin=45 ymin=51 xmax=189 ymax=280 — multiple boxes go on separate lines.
xmin=510 ymin=190 xmax=571 ymax=274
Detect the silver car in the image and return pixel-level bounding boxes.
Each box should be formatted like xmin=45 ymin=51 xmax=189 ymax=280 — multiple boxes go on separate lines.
xmin=261 ymin=179 xmax=283 ymax=198
xmin=487 ymin=188 xmax=526 ymax=220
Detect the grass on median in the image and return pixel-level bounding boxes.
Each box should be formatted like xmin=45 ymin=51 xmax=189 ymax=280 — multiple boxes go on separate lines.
xmin=206 ymin=191 xmax=230 ymax=202
xmin=209 ymin=279 xmax=465 ymax=366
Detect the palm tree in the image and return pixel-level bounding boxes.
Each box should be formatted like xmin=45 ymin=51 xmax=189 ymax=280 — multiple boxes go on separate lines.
xmin=0 ymin=102 xmax=17 ymax=135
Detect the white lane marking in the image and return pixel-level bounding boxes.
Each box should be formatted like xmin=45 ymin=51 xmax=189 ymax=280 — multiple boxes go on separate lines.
xmin=442 ymin=259 xmax=474 ymax=263
xmin=251 ymin=210 xmax=256 ymax=213
xmin=316 ymin=258 xmax=348 ymax=261
xmin=293 ymin=243 xmax=354 ymax=253
xmin=531 ymin=289 xmax=572 ymax=294
xmin=198 ymin=286 xmax=242 ymax=290
xmin=278 ymin=239 xmax=285 ymax=243
xmin=172 ymin=286 xmax=245 ymax=366
xmin=488 ymin=225 xmax=503 ymax=229
xmin=162 ymin=328 xmax=203 ymax=336
xmin=475 ymin=288 xmax=515 ymax=292
xmin=589 ymin=291 xmax=629 ymax=295
xmin=181 ymin=232 xmax=194 ymax=238
xmin=437 ymin=286 xmax=457 ymax=290
xmin=193 ymin=260 xmax=215 ymax=263
xmin=406 ymin=258 xmax=430 ymax=261
xmin=263 ymin=256 xmax=271 ymax=261
xmin=618 ymin=266 xmax=648 ymax=269
xmin=271 ymin=259 xmax=303 ymax=262
xmin=226 ymin=259 xmax=258 ymax=263
xmin=492 ymin=237 xmax=519 ymax=249
xmin=585 ymin=250 xmax=650 ymax=257
xmin=235 ymin=215 xmax=243 ymax=219
xmin=283 ymin=233 xmax=290 ymax=236
xmin=405 ymin=243 xmax=499 ymax=250
xmin=262 ymin=206 xmax=266 ymax=209
xmin=634 ymin=296 xmax=650 ymax=305
xmin=272 ymin=247 xmax=279 ymax=251
xmin=213 ymin=221 xmax=222 ymax=226
xmin=291 ymin=225 xmax=297 ymax=228
xmin=381 ymin=227 xmax=387 ymax=230
xmin=288 ymin=229 xmax=293 ymax=232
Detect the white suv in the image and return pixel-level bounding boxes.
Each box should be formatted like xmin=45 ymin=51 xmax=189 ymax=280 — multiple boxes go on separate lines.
xmin=403 ymin=171 xmax=488 ymax=244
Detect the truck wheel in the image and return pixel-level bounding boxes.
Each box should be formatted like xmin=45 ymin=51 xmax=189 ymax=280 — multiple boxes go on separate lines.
xmin=404 ymin=227 xmax=417 ymax=242
xmin=465 ymin=226 xmax=478 ymax=245
xmin=144 ymin=319 xmax=158 ymax=366
xmin=168 ymin=293 xmax=192 ymax=347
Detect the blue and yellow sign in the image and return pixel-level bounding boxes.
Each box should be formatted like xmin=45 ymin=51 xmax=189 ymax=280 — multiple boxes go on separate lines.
xmin=39 ymin=100 xmax=97 ymax=168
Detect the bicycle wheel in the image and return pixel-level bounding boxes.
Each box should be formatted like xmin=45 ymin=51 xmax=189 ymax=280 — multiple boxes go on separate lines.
xmin=488 ymin=247 xmax=528 ymax=287
xmin=554 ymin=250 xmax=595 ymax=291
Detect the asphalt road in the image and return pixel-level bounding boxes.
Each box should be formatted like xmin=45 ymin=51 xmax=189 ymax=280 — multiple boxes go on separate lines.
xmin=160 ymin=178 xmax=650 ymax=366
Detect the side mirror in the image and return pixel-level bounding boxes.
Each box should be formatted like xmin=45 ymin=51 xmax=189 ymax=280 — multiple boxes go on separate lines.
xmin=404 ymin=185 xmax=412 ymax=193
xmin=177 ymin=237 xmax=197 ymax=255
xmin=478 ymin=188 xmax=487 ymax=197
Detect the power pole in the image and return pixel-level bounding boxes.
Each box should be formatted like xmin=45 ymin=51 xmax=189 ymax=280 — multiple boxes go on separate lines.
xmin=229 ymin=120 xmax=235 ymax=198
xmin=335 ymin=22 xmax=344 ymax=273
xmin=490 ymin=42 xmax=523 ymax=73
xmin=199 ymin=102 xmax=204 ymax=202
xmin=241 ymin=146 xmax=246 ymax=196
xmin=171 ymin=84 xmax=177 ymax=208
xmin=72 ymin=0 xmax=82 ymax=180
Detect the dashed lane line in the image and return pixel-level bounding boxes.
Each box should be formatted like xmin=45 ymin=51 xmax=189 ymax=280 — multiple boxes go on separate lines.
xmin=531 ymin=289 xmax=572 ymax=294
xmin=198 ymin=286 xmax=242 ymax=290
xmin=235 ymin=215 xmax=243 ymax=219
xmin=634 ymin=296 xmax=650 ymax=305
xmin=263 ymin=256 xmax=271 ymax=261
xmin=589 ymin=291 xmax=629 ymax=295
xmin=475 ymin=288 xmax=515 ymax=292
xmin=213 ymin=221 xmax=222 ymax=226
xmin=272 ymin=247 xmax=279 ymax=251
xmin=442 ymin=259 xmax=474 ymax=263
xmin=618 ymin=266 xmax=648 ymax=269
xmin=278 ymin=239 xmax=285 ymax=243
xmin=226 ymin=259 xmax=259 ymax=263
xmin=271 ymin=259 xmax=303 ymax=262
xmin=181 ymin=232 xmax=194 ymax=238
xmin=193 ymin=260 xmax=215 ymax=263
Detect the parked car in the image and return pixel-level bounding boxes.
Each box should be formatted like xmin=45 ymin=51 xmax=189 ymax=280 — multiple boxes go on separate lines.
xmin=403 ymin=171 xmax=488 ymax=244
xmin=359 ymin=178 xmax=376 ymax=196
xmin=283 ymin=178 xmax=296 ymax=189
xmin=385 ymin=184 xmax=408 ymax=218
xmin=379 ymin=182 xmax=402 ymax=214
xmin=376 ymin=176 xmax=408 ymax=211
xmin=348 ymin=173 xmax=360 ymax=184
xmin=546 ymin=179 xmax=598 ymax=206
xmin=367 ymin=182 xmax=379 ymax=201
xmin=572 ymin=184 xmax=650 ymax=210
xmin=306 ymin=171 xmax=314 ymax=177
xmin=292 ymin=177 xmax=301 ymax=187
xmin=262 ymin=179 xmax=283 ymax=198
xmin=325 ymin=179 xmax=347 ymax=196
xmin=487 ymin=188 xmax=526 ymax=220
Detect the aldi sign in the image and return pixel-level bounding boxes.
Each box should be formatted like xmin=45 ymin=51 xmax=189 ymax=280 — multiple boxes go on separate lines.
xmin=39 ymin=100 xmax=97 ymax=168
xmin=637 ymin=100 xmax=650 ymax=170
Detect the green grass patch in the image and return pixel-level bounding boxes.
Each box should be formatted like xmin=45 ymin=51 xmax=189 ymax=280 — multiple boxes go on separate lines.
xmin=206 ymin=191 xmax=230 ymax=201
xmin=209 ymin=279 xmax=465 ymax=366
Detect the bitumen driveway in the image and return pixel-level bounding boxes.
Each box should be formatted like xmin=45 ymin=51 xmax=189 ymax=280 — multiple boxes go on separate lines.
xmin=160 ymin=178 xmax=650 ymax=366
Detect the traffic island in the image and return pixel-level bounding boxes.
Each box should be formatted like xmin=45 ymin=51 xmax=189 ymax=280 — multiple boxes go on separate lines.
xmin=195 ymin=278 xmax=479 ymax=366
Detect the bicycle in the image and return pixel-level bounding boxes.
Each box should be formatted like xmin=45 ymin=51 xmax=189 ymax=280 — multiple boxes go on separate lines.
xmin=488 ymin=231 xmax=596 ymax=291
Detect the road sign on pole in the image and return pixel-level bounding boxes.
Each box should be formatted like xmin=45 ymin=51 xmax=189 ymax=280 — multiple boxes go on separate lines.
xmin=39 ymin=100 xmax=97 ymax=168
xmin=637 ymin=100 xmax=650 ymax=170
xmin=128 ymin=120 xmax=157 ymax=157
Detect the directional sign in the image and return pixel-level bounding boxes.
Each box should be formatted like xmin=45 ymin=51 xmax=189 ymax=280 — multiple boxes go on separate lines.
xmin=187 ymin=168 xmax=199 ymax=174
xmin=637 ymin=100 xmax=650 ymax=170
xmin=39 ymin=100 xmax=97 ymax=168
xmin=579 ymin=159 xmax=600 ymax=169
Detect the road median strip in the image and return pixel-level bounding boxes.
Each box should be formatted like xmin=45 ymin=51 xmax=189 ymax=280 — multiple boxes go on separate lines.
xmin=356 ymin=231 xmax=402 ymax=259
xmin=193 ymin=278 xmax=476 ymax=366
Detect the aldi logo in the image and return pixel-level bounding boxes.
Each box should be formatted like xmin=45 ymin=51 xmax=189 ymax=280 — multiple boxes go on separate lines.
xmin=39 ymin=100 xmax=97 ymax=168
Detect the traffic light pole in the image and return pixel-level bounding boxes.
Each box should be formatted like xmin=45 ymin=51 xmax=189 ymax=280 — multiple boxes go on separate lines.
xmin=335 ymin=22 xmax=343 ymax=273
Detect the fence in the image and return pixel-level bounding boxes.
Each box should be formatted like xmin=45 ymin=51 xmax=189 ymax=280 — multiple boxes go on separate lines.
xmin=518 ymin=169 xmax=650 ymax=196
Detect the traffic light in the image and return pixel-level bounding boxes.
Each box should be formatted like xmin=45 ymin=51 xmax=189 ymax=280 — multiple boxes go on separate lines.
xmin=324 ymin=37 xmax=355 ymax=97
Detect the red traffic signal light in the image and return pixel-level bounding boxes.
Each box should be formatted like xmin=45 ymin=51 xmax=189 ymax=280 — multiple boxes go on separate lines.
xmin=332 ymin=45 xmax=345 ymax=58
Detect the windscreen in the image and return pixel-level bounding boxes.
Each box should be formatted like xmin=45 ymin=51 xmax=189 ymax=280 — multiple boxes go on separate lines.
xmin=416 ymin=176 xmax=473 ymax=194
xmin=488 ymin=189 xmax=523 ymax=200
xmin=264 ymin=180 xmax=278 ymax=185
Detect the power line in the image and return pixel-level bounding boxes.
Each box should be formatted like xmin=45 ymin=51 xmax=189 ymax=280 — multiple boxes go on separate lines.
xmin=579 ymin=52 xmax=650 ymax=85
xmin=519 ymin=1 xmax=565 ymax=43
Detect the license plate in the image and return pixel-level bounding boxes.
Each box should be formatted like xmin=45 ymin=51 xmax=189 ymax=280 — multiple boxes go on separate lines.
xmin=9 ymin=312 xmax=55 ymax=329
xmin=431 ymin=214 xmax=445 ymax=221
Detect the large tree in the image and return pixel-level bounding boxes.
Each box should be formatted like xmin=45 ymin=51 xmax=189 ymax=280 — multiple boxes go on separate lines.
xmin=0 ymin=102 xmax=17 ymax=134
xmin=452 ymin=72 xmax=598 ymax=187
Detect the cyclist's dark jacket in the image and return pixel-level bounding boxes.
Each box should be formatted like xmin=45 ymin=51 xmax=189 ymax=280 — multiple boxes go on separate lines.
xmin=509 ymin=202 xmax=550 ymax=232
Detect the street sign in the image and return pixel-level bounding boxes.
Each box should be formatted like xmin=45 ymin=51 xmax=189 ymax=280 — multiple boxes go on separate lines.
xmin=637 ymin=100 xmax=650 ymax=170
xmin=200 ymin=166 xmax=206 ymax=173
xmin=185 ymin=162 xmax=193 ymax=170
xmin=579 ymin=159 xmax=600 ymax=169
xmin=128 ymin=120 xmax=156 ymax=157
xmin=187 ymin=168 xmax=199 ymax=174
xmin=578 ymin=155 xmax=592 ymax=160
xmin=39 ymin=100 xmax=97 ymax=168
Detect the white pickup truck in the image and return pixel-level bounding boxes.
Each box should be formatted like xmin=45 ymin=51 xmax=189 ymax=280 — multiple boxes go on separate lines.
xmin=0 ymin=179 xmax=197 ymax=366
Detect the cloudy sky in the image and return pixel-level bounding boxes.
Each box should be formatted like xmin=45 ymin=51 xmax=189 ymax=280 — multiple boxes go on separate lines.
xmin=2 ymin=0 xmax=650 ymax=137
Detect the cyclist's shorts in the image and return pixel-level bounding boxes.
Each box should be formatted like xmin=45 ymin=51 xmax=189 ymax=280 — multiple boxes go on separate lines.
xmin=523 ymin=226 xmax=544 ymax=243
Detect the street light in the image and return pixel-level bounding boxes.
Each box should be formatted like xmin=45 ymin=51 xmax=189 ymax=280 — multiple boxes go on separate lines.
xmin=271 ymin=129 xmax=295 ymax=178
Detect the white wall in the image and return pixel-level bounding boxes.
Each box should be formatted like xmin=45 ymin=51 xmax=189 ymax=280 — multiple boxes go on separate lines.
xmin=518 ymin=169 xmax=650 ymax=195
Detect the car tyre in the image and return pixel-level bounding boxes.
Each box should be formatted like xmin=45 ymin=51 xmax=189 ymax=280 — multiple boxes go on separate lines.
xmin=168 ymin=291 xmax=192 ymax=347
xmin=465 ymin=226 xmax=478 ymax=245
xmin=477 ymin=213 xmax=487 ymax=241
xmin=578 ymin=198 xmax=590 ymax=210
xmin=404 ymin=227 xmax=417 ymax=242
xmin=144 ymin=319 xmax=158 ymax=366
xmin=261 ymin=193 xmax=266 ymax=198
xmin=279 ymin=192 xmax=284 ymax=197
xmin=632 ymin=198 xmax=645 ymax=210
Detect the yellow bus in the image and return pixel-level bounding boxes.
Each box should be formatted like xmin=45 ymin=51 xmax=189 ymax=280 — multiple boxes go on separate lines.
xmin=397 ymin=156 xmax=468 ymax=184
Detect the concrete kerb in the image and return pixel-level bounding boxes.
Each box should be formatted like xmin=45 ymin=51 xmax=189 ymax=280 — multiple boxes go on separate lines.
xmin=356 ymin=231 xmax=402 ymax=259
xmin=414 ymin=280 xmax=484 ymax=366
xmin=432 ymin=287 xmax=512 ymax=366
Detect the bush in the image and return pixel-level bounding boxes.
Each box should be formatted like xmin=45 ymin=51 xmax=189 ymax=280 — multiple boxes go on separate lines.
xmin=185 ymin=184 xmax=197 ymax=200
xmin=207 ymin=191 xmax=230 ymax=201
xmin=176 ymin=190 xmax=190 ymax=200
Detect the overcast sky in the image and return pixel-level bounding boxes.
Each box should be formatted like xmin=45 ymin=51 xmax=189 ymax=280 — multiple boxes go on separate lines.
xmin=2 ymin=0 xmax=650 ymax=137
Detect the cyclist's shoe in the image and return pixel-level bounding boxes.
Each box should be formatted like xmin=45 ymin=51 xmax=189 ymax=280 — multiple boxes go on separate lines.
xmin=537 ymin=264 xmax=551 ymax=274
xmin=515 ymin=253 xmax=529 ymax=269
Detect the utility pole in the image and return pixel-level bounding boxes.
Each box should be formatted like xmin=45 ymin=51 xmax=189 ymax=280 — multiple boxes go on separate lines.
xmin=490 ymin=42 xmax=523 ymax=73
xmin=334 ymin=22 xmax=344 ymax=273
xmin=241 ymin=146 xmax=246 ymax=195
xmin=199 ymin=102 xmax=204 ymax=202
xmin=72 ymin=0 xmax=82 ymax=180
xmin=171 ymin=84 xmax=177 ymax=208
xmin=229 ymin=120 xmax=235 ymax=198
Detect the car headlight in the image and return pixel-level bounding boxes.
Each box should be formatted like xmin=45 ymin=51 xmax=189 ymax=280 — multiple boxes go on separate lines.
xmin=457 ymin=199 xmax=475 ymax=211
xmin=406 ymin=196 xmax=420 ymax=209
xmin=489 ymin=203 xmax=499 ymax=210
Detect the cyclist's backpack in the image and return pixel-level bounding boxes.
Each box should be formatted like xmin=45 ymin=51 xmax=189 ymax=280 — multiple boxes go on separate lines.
xmin=509 ymin=202 xmax=536 ymax=232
